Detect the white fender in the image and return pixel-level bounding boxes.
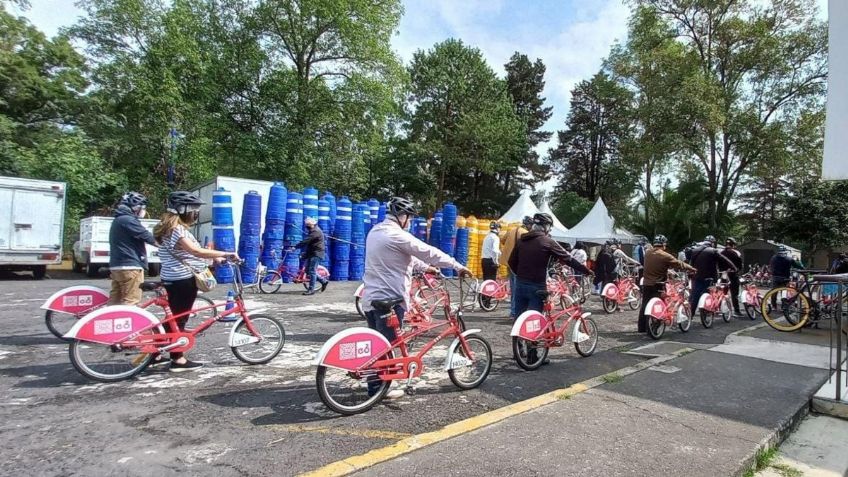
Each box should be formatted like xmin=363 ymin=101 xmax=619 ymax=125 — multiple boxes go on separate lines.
xmin=41 ymin=285 xmax=110 ymax=312
xmin=354 ymin=283 xmax=364 ymax=298
xmin=645 ymin=297 xmax=667 ymax=319
xmin=227 ymin=318 xmax=260 ymax=347
xmin=64 ymin=305 xmax=164 ymax=343
xmin=570 ymin=312 xmax=593 ymax=343
xmin=510 ymin=310 xmax=548 ymax=339
xmin=443 ymin=329 xmax=483 ymax=370
xmin=697 ymin=293 xmax=711 ymax=311
xmin=312 ymin=327 xmax=392 ymax=371
xmin=602 ymin=283 xmax=618 ymax=299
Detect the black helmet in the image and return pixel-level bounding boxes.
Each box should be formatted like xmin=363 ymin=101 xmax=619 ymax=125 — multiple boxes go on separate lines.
xmin=167 ymin=191 xmax=205 ymax=214
xmin=705 ymin=235 xmax=716 ymax=244
xmin=387 ymin=197 xmax=417 ymax=217
xmin=725 ymin=237 xmax=737 ymax=246
xmin=533 ymin=213 xmax=553 ymax=227
xmin=563 ymin=242 xmax=573 ymax=251
xmin=522 ymin=215 xmax=534 ymax=229
xmin=489 ymin=221 xmax=500 ymax=231
xmin=611 ymin=238 xmax=621 ymax=245
xmin=120 ymin=191 xmax=147 ymax=208
xmin=653 ymin=234 xmax=668 ymax=246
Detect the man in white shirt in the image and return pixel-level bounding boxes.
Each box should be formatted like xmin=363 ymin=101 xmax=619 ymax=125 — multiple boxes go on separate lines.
xmin=481 ymin=222 xmax=501 ymax=281
xmin=362 ymin=197 xmax=471 ymax=397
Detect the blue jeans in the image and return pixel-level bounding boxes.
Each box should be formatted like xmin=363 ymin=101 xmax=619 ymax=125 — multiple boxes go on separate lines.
xmin=513 ymin=278 xmax=545 ymax=362
xmin=509 ymin=272 xmax=517 ymax=318
xmin=365 ymin=305 xmax=404 ymax=395
xmin=689 ymin=278 xmax=710 ymax=316
xmin=306 ymin=256 xmax=327 ymax=291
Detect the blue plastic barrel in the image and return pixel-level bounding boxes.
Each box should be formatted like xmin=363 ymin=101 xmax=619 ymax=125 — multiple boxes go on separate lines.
xmin=318 ymin=199 xmax=331 ymax=268
xmin=261 ymin=182 xmax=287 ymax=271
xmin=284 ymin=191 xmax=304 ymax=247
xmin=332 ymin=196 xmax=352 ymax=280
xmin=212 ymin=187 xmax=234 ymax=227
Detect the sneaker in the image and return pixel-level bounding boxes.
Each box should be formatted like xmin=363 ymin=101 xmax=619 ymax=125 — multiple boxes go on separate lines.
xmin=302 ymin=289 xmax=316 ymax=296
xmin=170 ymin=360 xmax=203 ymax=373
xmin=150 ymin=355 xmax=170 ymax=367
xmin=320 ymin=281 xmax=329 ymax=293
xmin=385 ymin=389 xmax=406 ymax=400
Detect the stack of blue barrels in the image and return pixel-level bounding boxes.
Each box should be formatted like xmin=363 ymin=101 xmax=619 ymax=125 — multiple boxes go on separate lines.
xmin=440 ymin=203 xmax=458 ymax=277
xmin=367 ymin=198 xmax=379 ymax=234
xmin=454 ymin=227 xmax=469 ymax=267
xmin=212 ymin=188 xmax=236 ymax=283
xmin=349 ymin=203 xmax=366 ymax=280
xmin=238 ymin=191 xmax=262 ymax=283
xmin=332 ymin=197 xmax=352 ymax=281
xmin=283 ymin=191 xmax=303 ymax=283
xmin=303 ymin=187 xmax=319 ymax=227
xmin=430 ymin=210 xmax=442 ymax=247
xmin=323 ymin=191 xmax=336 ymax=236
xmin=260 ymin=182 xmax=287 ymax=272
xmin=377 ymin=202 xmax=386 ymax=223
xmin=318 ymin=199 xmax=331 ymax=269
xmin=414 ymin=217 xmax=427 ymax=242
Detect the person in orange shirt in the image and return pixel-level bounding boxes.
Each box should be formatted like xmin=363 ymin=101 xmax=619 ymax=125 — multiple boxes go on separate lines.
xmin=500 ymin=216 xmax=532 ymax=319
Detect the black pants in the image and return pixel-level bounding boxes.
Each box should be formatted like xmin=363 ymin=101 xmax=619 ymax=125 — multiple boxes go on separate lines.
xmin=728 ymin=273 xmax=740 ymax=313
xmin=163 ymin=277 xmax=197 ymax=360
xmin=482 ymin=258 xmax=498 ymax=281
xmin=638 ymin=284 xmax=661 ymax=333
xmin=770 ymin=279 xmax=790 ymax=308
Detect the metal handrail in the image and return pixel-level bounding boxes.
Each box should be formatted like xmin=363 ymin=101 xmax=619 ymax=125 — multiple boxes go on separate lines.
xmin=812 ymin=273 xmax=848 ymax=401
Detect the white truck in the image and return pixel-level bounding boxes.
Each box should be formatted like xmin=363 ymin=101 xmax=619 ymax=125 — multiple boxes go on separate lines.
xmin=73 ymin=217 xmax=161 ymax=277
xmin=190 ymin=176 xmax=275 ymax=246
xmin=0 ymin=176 xmax=66 ymax=279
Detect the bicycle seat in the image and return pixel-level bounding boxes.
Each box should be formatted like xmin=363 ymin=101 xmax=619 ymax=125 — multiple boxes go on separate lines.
xmin=371 ymin=298 xmax=404 ymax=313
xmin=139 ymin=281 xmax=162 ymax=291
xmin=535 ymin=290 xmax=550 ymax=299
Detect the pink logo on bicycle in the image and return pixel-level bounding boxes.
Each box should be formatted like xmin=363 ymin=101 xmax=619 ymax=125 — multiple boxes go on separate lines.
xmin=321 ymin=331 xmax=390 ymax=371
xmin=75 ymin=309 xmax=153 ymax=343
xmin=44 ymin=287 xmax=109 ymax=314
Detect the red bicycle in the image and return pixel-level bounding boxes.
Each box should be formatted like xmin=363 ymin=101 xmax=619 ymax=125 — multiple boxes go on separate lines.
xmin=354 ymin=271 xmax=444 ymax=319
xmin=510 ymin=289 xmax=599 ymax=370
xmin=697 ymin=274 xmax=732 ymax=328
xmin=314 ymin=279 xmax=491 ymax=415
xmin=645 ymin=273 xmax=692 ymax=339
xmin=41 ymin=285 xmax=215 ymax=342
xmin=64 ymin=261 xmax=285 ymax=382
xmin=260 ymin=249 xmax=330 ymax=293
xmin=478 ymin=277 xmax=510 ymax=311
xmin=740 ymin=274 xmax=770 ymax=320
xmin=601 ymin=273 xmax=642 ymax=313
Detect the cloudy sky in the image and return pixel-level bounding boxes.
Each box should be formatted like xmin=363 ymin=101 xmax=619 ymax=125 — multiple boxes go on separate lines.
xmin=13 ymin=0 xmax=829 ymax=190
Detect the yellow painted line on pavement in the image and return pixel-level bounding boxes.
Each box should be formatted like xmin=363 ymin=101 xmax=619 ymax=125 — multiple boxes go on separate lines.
xmin=270 ymin=424 xmax=412 ymax=440
xmin=299 ymin=348 xmax=694 ymax=477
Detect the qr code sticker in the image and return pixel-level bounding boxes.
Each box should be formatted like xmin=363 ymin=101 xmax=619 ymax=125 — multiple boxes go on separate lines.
xmin=339 ymin=342 xmax=356 ymax=360
xmin=62 ymin=296 xmax=79 ymax=307
xmin=355 ymin=340 xmax=371 ymax=358
xmin=78 ymin=295 xmax=93 ymax=306
xmin=526 ymin=319 xmax=541 ymax=333
xmin=93 ymin=320 xmax=113 ymax=335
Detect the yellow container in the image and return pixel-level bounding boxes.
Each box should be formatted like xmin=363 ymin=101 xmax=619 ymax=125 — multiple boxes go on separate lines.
xmin=457 ymin=216 xmax=466 ymax=228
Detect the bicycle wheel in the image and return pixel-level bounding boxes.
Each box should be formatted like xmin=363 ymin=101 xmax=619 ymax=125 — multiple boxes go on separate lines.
xmin=478 ymin=294 xmax=499 ymax=312
xmin=762 ymin=287 xmax=810 ymax=332
xmin=744 ymin=303 xmax=756 ymax=320
xmin=183 ymin=295 xmax=218 ymax=331
xmin=316 ymin=353 xmax=392 ymax=415
xmin=676 ymin=304 xmax=692 ymax=333
xmin=512 ymin=337 xmax=548 ymax=371
xmin=574 ymin=317 xmax=599 ymax=357
xmin=45 ymin=310 xmax=79 ymax=342
xmin=721 ymin=297 xmax=732 ymax=323
xmin=628 ymin=288 xmax=642 ymax=311
xmin=355 ymin=296 xmax=366 ymax=319
xmin=448 ymin=335 xmax=493 ymax=390
xmin=602 ymin=297 xmax=618 ymax=313
xmin=259 ymin=271 xmax=282 ymax=294
xmin=700 ymin=309 xmax=714 ymax=329
xmin=231 ymin=314 xmax=285 ymax=364
xmin=647 ymin=316 xmax=665 ymax=340
xmin=559 ymin=293 xmax=575 ymax=310
xmin=69 ymin=333 xmax=155 ymax=382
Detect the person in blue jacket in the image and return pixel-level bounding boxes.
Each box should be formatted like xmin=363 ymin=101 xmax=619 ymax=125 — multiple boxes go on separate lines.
xmin=108 ymin=192 xmax=157 ymax=305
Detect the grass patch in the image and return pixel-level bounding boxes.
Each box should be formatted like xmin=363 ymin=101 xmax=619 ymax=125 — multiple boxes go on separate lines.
xmin=602 ymin=373 xmax=623 ymax=384
xmin=769 ymin=463 xmax=802 ymax=477
xmin=743 ymin=447 xmax=779 ymax=477
xmin=556 ymin=392 xmax=572 ymax=401
xmin=677 ymin=348 xmax=695 ymax=356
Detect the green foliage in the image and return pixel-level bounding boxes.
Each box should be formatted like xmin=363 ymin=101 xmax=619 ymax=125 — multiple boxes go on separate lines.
xmin=774 ymin=180 xmax=848 ymax=253
xmin=504 ymin=52 xmax=552 ymax=189
xmin=551 ymin=191 xmax=593 ymax=229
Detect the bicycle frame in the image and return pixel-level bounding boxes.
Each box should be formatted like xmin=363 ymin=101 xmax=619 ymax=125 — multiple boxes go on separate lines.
xmin=699 ymin=279 xmax=730 ymax=312
xmin=649 ymin=279 xmax=689 ymax=326
xmin=512 ymin=295 xmax=590 ymax=346
xmin=479 ymin=278 xmax=510 ymax=300
xmin=602 ymin=276 xmax=637 ymax=304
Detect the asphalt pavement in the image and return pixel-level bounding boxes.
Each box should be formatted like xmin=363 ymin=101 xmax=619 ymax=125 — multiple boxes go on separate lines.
xmin=0 ymin=270 xmax=830 ymax=476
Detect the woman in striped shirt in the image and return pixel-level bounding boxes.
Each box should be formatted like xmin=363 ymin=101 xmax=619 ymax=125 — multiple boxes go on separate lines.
xmin=154 ymin=191 xmax=239 ymax=372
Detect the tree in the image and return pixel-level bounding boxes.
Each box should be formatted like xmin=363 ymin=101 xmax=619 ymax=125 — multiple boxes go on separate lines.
xmin=548 ymin=71 xmax=636 ymax=213
xmin=551 ymin=191 xmax=593 ymax=229
xmin=406 ymin=39 xmax=526 ymax=214
xmin=504 ymin=52 xmax=552 ymax=190
xmin=775 ymin=180 xmax=848 ymax=254
xmin=635 ymin=0 xmax=827 ymax=230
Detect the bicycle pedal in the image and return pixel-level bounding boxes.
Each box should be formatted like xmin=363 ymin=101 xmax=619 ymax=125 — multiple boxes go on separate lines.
xmin=404 ymin=386 xmax=416 ymax=396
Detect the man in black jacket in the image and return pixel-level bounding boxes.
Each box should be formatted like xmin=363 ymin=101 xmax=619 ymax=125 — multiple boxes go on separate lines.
xmin=108 ymin=192 xmax=157 ymax=305
xmin=509 ymin=213 xmax=592 ymax=364
xmin=297 ymin=217 xmax=329 ymax=295
xmin=689 ymin=235 xmax=737 ymax=315
xmin=593 ymin=242 xmax=616 ymax=294
xmin=721 ymin=237 xmax=744 ymax=317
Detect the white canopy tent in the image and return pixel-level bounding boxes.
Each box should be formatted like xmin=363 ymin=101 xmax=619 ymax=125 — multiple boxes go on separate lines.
xmin=498 ymin=190 xmax=541 ymax=223
xmin=538 ymin=199 xmax=570 ymax=242
xmin=560 ymin=198 xmax=638 ymax=245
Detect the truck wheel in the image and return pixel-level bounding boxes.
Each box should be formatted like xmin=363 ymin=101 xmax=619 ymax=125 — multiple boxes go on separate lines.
xmin=86 ymin=261 xmax=100 ymax=278
xmin=72 ymin=257 xmax=84 ymax=273
xmin=32 ymin=266 xmax=47 ymax=280
xmin=147 ymin=263 xmax=160 ymax=277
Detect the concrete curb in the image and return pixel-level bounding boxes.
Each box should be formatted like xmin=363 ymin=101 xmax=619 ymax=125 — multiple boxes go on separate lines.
xmin=734 ymin=400 xmax=809 ymax=477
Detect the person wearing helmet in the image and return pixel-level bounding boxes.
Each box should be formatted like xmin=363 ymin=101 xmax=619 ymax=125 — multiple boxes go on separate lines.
xmin=593 ymin=241 xmax=616 ymax=294
xmin=639 ymin=235 xmax=696 ymax=333
xmin=769 ymin=244 xmax=804 ymax=289
xmin=361 ymin=197 xmax=471 ymax=397
xmin=610 ymin=238 xmax=641 ymax=276
xmin=108 ymin=192 xmax=158 ymax=305
xmin=501 ymin=216 xmax=532 ymax=318
xmin=154 ymin=191 xmax=239 ymax=372
xmin=688 ymin=235 xmax=737 ymax=317
xmin=295 ymin=217 xmax=329 ymax=295
xmin=481 ymin=221 xmax=501 ymax=281
xmin=721 ymin=237 xmax=744 ymax=317
xmin=509 ymin=213 xmax=592 ymax=364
